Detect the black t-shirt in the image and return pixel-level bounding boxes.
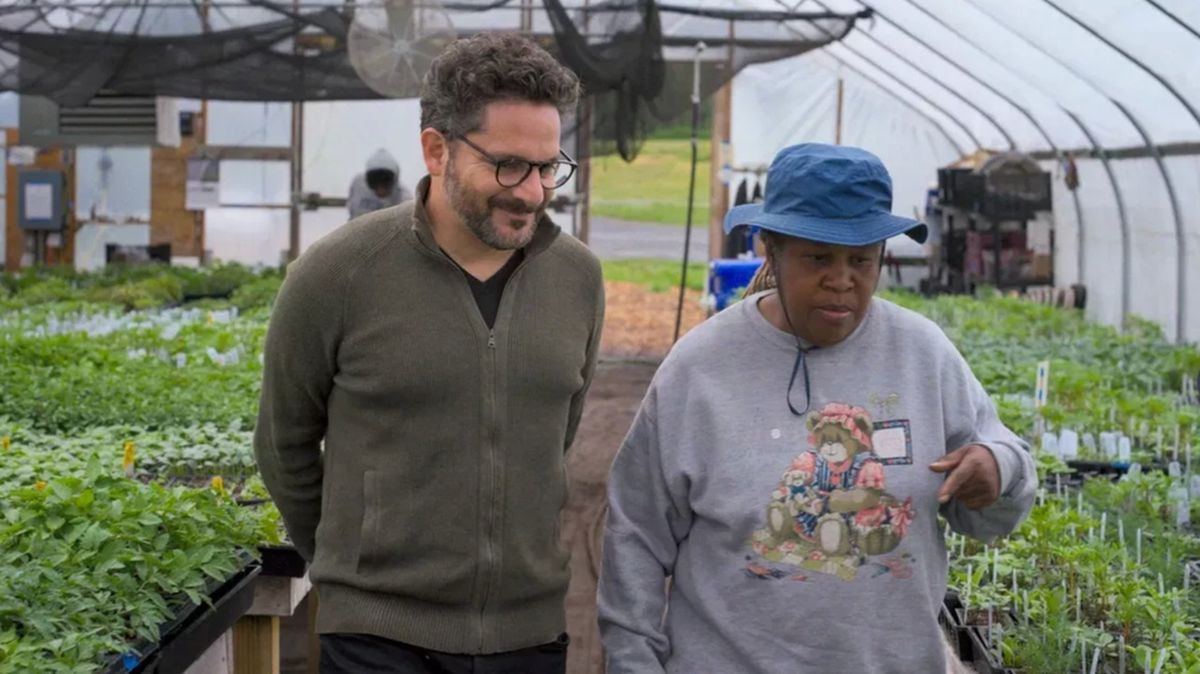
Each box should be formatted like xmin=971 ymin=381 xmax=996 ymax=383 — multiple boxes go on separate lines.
xmin=448 ymin=249 xmax=524 ymax=329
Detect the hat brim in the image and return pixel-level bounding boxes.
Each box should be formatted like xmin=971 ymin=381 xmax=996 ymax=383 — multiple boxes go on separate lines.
xmin=724 ymin=203 xmax=928 ymax=245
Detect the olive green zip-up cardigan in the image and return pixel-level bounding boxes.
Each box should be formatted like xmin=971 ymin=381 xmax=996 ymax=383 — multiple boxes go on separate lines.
xmin=253 ymin=178 xmax=604 ymax=654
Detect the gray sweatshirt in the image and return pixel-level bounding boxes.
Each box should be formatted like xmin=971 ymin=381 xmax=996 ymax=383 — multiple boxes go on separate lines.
xmin=599 ymin=292 xmax=1036 ymax=674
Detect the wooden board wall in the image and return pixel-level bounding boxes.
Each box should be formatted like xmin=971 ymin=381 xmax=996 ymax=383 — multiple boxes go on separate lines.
xmin=151 ymin=107 xmax=206 ymax=258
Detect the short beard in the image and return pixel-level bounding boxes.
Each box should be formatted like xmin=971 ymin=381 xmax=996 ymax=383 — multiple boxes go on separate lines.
xmin=445 ymin=157 xmax=544 ymax=250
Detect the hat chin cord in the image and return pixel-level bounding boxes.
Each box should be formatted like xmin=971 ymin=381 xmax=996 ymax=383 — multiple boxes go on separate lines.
xmin=772 ymin=250 xmax=817 ymax=418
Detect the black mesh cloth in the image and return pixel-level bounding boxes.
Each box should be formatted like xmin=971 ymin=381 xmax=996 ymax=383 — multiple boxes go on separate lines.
xmin=0 ymin=0 xmax=864 ymax=160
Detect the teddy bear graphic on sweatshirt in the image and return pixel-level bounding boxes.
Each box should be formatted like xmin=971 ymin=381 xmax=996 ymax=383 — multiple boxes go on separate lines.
xmin=749 ymin=402 xmax=914 ymax=582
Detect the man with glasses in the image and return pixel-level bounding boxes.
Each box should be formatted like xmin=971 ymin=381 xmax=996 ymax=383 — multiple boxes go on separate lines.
xmin=254 ymin=32 xmax=603 ymax=674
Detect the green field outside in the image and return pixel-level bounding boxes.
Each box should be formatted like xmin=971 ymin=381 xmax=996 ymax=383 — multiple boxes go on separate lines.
xmin=601 ymin=258 xmax=706 ymax=293
xmin=590 ymin=138 xmax=711 ymax=227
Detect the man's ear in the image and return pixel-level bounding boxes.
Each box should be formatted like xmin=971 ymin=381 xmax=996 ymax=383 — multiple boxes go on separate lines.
xmin=421 ymin=128 xmax=450 ymax=177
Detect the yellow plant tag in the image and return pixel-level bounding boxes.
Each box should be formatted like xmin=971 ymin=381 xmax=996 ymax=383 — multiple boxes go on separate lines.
xmin=34 ymin=480 xmax=46 ymax=491
xmin=207 ymin=311 xmax=215 ymax=325
xmin=210 ymin=476 xmax=226 ymax=495
xmin=1 ymin=436 xmax=9 ymax=451
xmin=122 ymin=441 xmax=136 ymax=476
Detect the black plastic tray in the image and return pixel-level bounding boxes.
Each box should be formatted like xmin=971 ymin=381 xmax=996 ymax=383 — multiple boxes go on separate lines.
xmin=940 ymin=592 xmax=1018 ymax=674
xmin=259 ymin=543 xmax=307 ymax=578
xmin=102 ymin=559 xmax=261 ymax=674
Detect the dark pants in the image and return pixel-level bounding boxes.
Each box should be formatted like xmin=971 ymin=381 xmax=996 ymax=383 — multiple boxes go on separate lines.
xmin=319 ymin=633 xmax=569 ymax=674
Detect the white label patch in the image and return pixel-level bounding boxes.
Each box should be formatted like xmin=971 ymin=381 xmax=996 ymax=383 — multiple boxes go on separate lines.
xmin=871 ymin=420 xmax=913 ymax=465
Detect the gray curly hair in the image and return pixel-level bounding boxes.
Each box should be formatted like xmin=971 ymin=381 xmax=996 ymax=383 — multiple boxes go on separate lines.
xmin=420 ymin=32 xmax=581 ymax=138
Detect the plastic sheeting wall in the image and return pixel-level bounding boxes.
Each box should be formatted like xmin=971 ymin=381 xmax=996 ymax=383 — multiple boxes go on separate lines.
xmin=731 ymin=8 xmax=1200 ymax=343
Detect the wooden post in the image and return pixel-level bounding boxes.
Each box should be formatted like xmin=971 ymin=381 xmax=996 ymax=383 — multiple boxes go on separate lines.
xmin=151 ymin=104 xmax=206 ymax=259
xmin=574 ymin=0 xmax=592 ymax=244
xmin=4 ymin=128 xmax=21 ymax=270
xmin=233 ymin=616 xmax=280 ymax=674
xmin=835 ymin=77 xmax=844 ymax=145
xmin=707 ymin=21 xmax=734 ymax=263
xmin=288 ymin=101 xmax=303 ymax=263
xmin=575 ymin=97 xmax=593 ymax=244
xmin=288 ymin=1 xmax=303 ymax=263
xmin=306 ymin=590 xmax=320 ymax=674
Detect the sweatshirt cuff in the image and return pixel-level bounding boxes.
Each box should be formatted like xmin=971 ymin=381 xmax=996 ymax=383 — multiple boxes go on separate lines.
xmin=977 ymin=442 xmax=1022 ymax=497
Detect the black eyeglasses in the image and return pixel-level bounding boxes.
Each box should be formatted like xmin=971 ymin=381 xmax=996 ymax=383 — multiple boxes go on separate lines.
xmin=455 ymin=135 xmax=578 ymax=190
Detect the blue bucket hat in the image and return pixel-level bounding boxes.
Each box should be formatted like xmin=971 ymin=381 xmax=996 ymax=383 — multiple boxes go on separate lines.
xmin=724 ymin=143 xmax=927 ymax=245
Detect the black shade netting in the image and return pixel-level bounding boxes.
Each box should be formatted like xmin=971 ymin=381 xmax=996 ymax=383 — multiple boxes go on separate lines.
xmin=0 ymin=0 xmax=863 ymax=161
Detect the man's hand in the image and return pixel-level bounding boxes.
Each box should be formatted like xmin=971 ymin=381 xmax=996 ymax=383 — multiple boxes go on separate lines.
xmin=929 ymin=445 xmax=1001 ymax=510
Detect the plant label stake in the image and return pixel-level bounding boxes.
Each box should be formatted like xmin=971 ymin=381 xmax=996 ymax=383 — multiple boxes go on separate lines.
xmin=987 ymin=605 xmax=993 ymax=655
xmin=1152 ymin=648 xmax=1167 ymax=674
xmin=1118 ymin=634 xmax=1125 ymax=674
xmin=1090 ymin=645 xmax=1102 ymax=674
xmin=992 ymin=547 xmax=999 ymax=586
xmin=1137 ymin=528 xmax=1143 ymax=566
xmin=1036 ymin=360 xmax=1050 ymax=409
xmin=966 ymin=564 xmax=973 ymax=607
xmin=1100 ymin=512 xmax=1107 ymax=543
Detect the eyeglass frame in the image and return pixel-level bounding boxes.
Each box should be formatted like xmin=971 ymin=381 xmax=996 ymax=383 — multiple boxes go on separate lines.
xmin=452 ymin=134 xmax=578 ymax=190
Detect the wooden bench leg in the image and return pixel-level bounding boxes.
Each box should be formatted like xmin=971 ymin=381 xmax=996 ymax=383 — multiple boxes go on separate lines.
xmin=233 ymin=615 xmax=280 ymax=674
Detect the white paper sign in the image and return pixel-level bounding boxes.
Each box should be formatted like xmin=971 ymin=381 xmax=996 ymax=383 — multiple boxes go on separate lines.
xmin=1118 ymin=436 xmax=1132 ymax=462
xmin=872 ymin=425 xmax=910 ymax=463
xmin=24 ymin=183 xmax=53 ymax=219
xmin=7 ymin=145 xmax=36 ymax=166
xmin=185 ymin=159 xmax=221 ymax=210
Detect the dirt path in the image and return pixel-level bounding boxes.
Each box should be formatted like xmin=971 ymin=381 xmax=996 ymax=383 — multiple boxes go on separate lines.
xmin=562 ymin=360 xmax=658 ymax=674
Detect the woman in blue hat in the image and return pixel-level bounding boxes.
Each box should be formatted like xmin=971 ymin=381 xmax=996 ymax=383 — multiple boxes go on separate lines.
xmin=598 ymin=144 xmax=1035 ymax=673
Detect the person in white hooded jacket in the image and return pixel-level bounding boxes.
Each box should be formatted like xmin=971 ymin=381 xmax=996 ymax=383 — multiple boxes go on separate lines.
xmin=348 ymin=148 xmax=413 ymax=219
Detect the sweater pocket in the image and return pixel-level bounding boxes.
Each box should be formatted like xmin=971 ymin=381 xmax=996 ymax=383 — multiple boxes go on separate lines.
xmin=354 ymin=469 xmax=476 ymax=603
